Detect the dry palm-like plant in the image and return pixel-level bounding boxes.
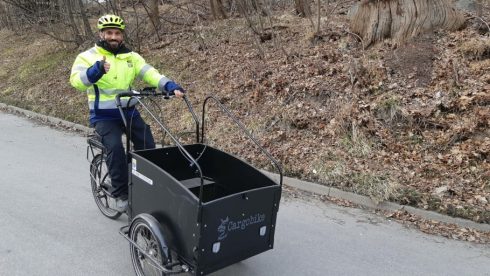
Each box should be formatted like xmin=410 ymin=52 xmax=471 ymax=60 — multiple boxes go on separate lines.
xmin=349 ymin=0 xmax=466 ymax=47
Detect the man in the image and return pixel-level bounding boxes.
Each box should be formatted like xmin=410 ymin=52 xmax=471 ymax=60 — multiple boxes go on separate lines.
xmin=70 ymin=14 xmax=184 ymax=212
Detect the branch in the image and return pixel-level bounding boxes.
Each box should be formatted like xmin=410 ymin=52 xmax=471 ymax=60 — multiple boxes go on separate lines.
xmin=469 ymin=15 xmax=490 ymax=35
xmin=1 ymin=0 xmax=36 ymax=14
xmin=140 ymin=0 xmax=161 ymax=41
xmin=168 ymin=1 xmax=208 ymax=19
xmin=237 ymin=1 xmax=262 ymax=37
xmin=329 ymin=0 xmax=351 ymax=15
xmin=87 ymin=0 xmax=109 ymax=12
xmin=35 ymin=27 xmax=79 ymax=43
xmin=346 ymin=30 xmax=366 ymax=52
xmin=265 ymin=7 xmax=290 ymax=60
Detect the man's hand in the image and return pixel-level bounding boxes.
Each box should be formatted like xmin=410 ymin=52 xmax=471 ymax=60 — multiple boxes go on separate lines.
xmin=174 ymin=90 xmax=184 ymax=98
xmin=164 ymin=81 xmax=185 ymax=98
xmin=86 ymin=57 xmax=108 ymax=84
xmin=102 ymin=56 xmax=110 ymax=73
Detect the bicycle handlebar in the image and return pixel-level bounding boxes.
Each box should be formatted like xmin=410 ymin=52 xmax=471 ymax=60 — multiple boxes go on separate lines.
xmin=115 ymin=88 xmax=178 ymax=108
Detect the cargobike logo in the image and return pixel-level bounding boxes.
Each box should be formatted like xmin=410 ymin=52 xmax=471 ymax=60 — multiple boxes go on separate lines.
xmin=217 ymin=213 xmax=266 ymax=241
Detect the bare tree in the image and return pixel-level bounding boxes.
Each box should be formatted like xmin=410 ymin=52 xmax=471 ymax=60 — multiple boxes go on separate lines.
xmin=140 ymin=0 xmax=161 ymax=39
xmin=295 ymin=0 xmax=311 ymax=17
xmin=0 ymin=0 xmax=93 ymax=45
xmin=110 ymin=0 xmax=121 ymax=14
xmin=210 ymin=0 xmax=227 ymax=19
xmin=65 ymin=0 xmax=84 ymax=44
xmin=77 ymin=0 xmax=93 ymax=38
xmin=0 ymin=1 xmax=12 ymax=29
xmin=303 ymin=0 xmax=320 ymax=34
xmin=147 ymin=0 xmax=159 ymax=28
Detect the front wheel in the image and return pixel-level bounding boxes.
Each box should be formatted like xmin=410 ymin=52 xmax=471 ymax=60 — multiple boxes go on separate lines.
xmin=130 ymin=216 xmax=169 ymax=276
xmin=90 ymin=153 xmax=122 ymax=219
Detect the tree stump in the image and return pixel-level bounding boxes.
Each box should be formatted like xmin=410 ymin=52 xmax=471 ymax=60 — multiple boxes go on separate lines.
xmin=349 ymin=0 xmax=466 ymax=47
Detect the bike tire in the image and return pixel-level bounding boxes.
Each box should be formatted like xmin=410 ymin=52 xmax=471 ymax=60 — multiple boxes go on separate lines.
xmin=130 ymin=217 xmax=168 ymax=276
xmin=90 ymin=153 xmax=122 ymax=220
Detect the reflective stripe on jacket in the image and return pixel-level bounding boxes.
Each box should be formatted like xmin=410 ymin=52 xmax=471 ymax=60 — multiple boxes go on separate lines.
xmin=69 ymin=45 xmax=170 ymax=123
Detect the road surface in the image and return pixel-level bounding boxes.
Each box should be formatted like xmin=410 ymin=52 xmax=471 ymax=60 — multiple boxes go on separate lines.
xmin=0 ymin=111 xmax=489 ymax=276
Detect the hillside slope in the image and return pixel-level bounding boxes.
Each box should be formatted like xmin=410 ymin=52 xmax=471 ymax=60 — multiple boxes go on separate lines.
xmin=0 ymin=3 xmax=488 ymax=224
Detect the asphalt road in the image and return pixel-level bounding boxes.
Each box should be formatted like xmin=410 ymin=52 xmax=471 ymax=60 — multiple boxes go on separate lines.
xmin=0 ymin=111 xmax=489 ymax=276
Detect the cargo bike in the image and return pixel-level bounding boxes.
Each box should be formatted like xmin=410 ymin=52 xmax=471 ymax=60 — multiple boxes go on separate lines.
xmin=87 ymin=89 xmax=283 ymax=275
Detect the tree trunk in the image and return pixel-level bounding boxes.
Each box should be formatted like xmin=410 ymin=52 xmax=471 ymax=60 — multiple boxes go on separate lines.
xmin=0 ymin=2 xmax=8 ymax=29
xmin=210 ymin=0 xmax=227 ymax=19
xmin=77 ymin=0 xmax=93 ymax=38
xmin=7 ymin=2 xmax=17 ymax=31
xmin=295 ymin=0 xmax=311 ymax=17
xmin=349 ymin=0 xmax=466 ymax=47
xmin=148 ymin=0 xmax=159 ymax=28
xmin=114 ymin=0 xmax=122 ymax=14
xmin=64 ymin=0 xmax=83 ymax=45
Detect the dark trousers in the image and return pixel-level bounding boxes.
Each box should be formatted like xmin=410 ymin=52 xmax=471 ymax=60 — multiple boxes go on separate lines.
xmin=94 ymin=116 xmax=155 ymax=198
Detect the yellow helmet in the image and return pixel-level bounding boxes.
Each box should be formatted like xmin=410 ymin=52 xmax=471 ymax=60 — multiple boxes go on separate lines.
xmin=97 ymin=14 xmax=125 ymax=30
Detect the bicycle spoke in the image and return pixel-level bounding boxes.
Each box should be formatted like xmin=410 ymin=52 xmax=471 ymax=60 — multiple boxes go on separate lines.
xmin=135 ymin=227 xmax=161 ymax=276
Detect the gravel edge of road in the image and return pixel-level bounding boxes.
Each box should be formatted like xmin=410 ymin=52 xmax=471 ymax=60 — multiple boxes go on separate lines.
xmin=1 ymin=102 xmax=488 ymax=233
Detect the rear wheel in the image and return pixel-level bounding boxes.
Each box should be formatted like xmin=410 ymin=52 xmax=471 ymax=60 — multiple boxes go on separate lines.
xmin=130 ymin=218 xmax=168 ymax=276
xmin=90 ymin=154 xmax=122 ymax=219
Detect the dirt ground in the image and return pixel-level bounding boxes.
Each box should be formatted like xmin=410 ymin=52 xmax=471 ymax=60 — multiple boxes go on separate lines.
xmin=0 ymin=1 xmax=488 ymax=227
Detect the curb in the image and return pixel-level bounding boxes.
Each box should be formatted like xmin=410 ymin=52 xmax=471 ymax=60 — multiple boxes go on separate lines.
xmin=0 ymin=103 xmax=91 ymax=133
xmin=2 ymin=102 xmax=489 ymax=233
xmin=261 ymin=171 xmax=490 ymax=232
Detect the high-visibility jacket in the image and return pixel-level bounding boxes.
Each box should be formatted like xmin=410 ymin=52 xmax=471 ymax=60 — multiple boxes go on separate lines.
xmin=70 ymin=44 xmax=170 ymax=124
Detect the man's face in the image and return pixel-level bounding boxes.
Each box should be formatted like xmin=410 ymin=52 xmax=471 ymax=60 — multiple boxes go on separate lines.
xmin=99 ymin=28 xmax=124 ymax=49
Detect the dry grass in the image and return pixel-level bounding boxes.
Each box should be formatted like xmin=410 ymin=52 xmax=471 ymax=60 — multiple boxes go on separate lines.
xmin=459 ymin=37 xmax=490 ymax=60
xmin=312 ymin=155 xmax=398 ymax=204
xmin=311 ymin=156 xmax=347 ymax=184
xmin=340 ymin=123 xmax=372 ymax=157
xmin=351 ymin=172 xmax=398 ymax=204
xmin=375 ymin=96 xmax=406 ymax=125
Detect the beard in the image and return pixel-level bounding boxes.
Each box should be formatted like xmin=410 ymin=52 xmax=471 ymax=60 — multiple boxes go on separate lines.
xmin=106 ymin=40 xmax=121 ymax=50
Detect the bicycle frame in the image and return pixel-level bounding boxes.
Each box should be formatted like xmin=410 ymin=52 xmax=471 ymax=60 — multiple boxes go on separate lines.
xmin=86 ymin=133 xmax=105 ymax=186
